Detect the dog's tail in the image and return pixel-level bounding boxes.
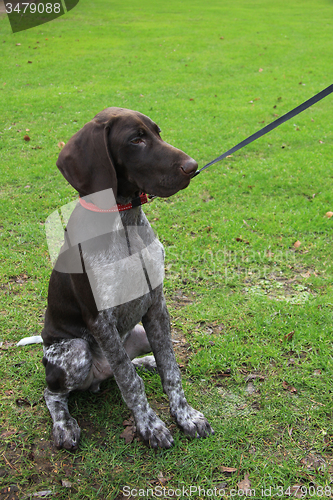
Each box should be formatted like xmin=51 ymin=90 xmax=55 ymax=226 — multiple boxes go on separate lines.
xmin=16 ymin=335 xmax=43 ymax=346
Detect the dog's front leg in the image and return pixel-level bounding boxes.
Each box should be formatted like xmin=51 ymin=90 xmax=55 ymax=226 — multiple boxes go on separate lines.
xmin=91 ymin=313 xmax=174 ymax=448
xmin=142 ymin=289 xmax=214 ymax=439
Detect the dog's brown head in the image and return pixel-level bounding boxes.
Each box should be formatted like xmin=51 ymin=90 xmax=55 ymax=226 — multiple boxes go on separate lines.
xmin=56 ymin=107 xmax=198 ymax=208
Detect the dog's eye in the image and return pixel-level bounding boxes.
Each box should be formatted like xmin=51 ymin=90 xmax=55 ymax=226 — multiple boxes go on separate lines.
xmin=131 ymin=138 xmax=144 ymax=144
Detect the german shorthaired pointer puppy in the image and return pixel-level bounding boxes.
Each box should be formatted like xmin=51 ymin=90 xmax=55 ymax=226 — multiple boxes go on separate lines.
xmin=42 ymin=107 xmax=214 ymax=450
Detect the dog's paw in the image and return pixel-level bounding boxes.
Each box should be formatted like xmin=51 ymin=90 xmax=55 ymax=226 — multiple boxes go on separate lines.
xmin=173 ymin=405 xmax=214 ymax=439
xmin=135 ymin=410 xmax=174 ymax=448
xmin=53 ymin=417 xmax=81 ymax=451
xmin=132 ymin=355 xmax=157 ymax=372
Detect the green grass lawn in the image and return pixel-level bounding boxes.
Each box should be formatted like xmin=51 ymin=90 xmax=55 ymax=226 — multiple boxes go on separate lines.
xmin=1 ymin=0 xmax=333 ymax=498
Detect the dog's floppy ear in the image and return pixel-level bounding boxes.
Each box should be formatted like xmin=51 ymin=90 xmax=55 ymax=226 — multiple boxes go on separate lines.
xmin=56 ymin=116 xmax=117 ymax=209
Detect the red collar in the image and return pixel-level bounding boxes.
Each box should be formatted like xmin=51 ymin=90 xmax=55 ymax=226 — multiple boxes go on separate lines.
xmin=79 ymin=192 xmax=149 ymax=213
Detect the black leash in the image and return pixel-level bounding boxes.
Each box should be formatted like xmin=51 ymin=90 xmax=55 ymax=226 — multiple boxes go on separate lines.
xmin=193 ymin=83 xmax=333 ymax=177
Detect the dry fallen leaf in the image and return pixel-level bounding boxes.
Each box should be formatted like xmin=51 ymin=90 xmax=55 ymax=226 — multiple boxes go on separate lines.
xmin=301 ymin=454 xmax=326 ymax=470
xmin=120 ymin=425 xmax=135 ymax=444
xmin=23 ymin=135 xmax=30 ymax=141
xmin=216 ymin=369 xmax=231 ymax=379
xmin=259 ymin=68 xmax=263 ymax=72
xmin=284 ymin=330 xmax=295 ymax=341
xmin=120 ymin=416 xmax=136 ymax=444
xmin=32 ymin=490 xmax=52 ymax=498
xmin=237 ymin=473 xmax=251 ymax=491
xmin=61 ymin=480 xmax=72 ymax=488
xmin=58 ymin=141 xmax=65 ymax=149
xmin=157 ymin=471 xmax=168 ymax=486
xmin=293 ymin=240 xmax=301 ymax=249
xmin=282 ymin=381 xmax=297 ymax=393
xmin=1 ymin=430 xmax=17 ymax=438
xmin=220 ymin=466 xmax=237 ymax=473
xmin=324 ymin=211 xmax=333 ymax=218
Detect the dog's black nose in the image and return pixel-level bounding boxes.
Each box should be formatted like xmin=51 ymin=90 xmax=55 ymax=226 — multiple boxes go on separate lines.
xmin=181 ymin=158 xmax=198 ymax=175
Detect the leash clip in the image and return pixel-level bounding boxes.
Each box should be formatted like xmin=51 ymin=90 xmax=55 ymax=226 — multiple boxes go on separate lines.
xmin=147 ymin=194 xmax=157 ymax=203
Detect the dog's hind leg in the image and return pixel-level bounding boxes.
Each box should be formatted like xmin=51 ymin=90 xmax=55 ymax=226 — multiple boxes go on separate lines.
xmin=123 ymin=324 xmax=157 ymax=371
xmin=89 ymin=324 xmax=157 ymax=394
xmin=43 ymin=338 xmax=93 ymax=450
